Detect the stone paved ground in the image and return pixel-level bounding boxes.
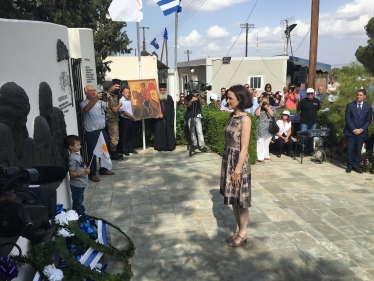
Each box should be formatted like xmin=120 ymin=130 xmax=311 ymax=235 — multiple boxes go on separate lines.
xmin=84 ymin=146 xmax=374 ymax=281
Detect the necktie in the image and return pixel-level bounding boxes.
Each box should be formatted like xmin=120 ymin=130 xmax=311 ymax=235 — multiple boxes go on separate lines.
xmin=358 ymin=104 xmax=362 ymax=116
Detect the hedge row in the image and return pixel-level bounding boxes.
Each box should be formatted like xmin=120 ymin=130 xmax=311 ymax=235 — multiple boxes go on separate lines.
xmin=133 ymin=105 xmax=258 ymax=164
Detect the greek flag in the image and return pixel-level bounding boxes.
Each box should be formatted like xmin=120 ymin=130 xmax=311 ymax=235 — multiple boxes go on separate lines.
xmin=163 ymin=28 xmax=168 ymax=40
xmin=153 ymin=0 xmax=182 ymax=16
xmin=150 ymin=38 xmax=160 ymax=49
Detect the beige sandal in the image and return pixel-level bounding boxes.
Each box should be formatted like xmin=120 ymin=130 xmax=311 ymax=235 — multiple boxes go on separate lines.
xmin=226 ymin=231 xmax=238 ymax=243
xmin=228 ymin=234 xmax=248 ymax=247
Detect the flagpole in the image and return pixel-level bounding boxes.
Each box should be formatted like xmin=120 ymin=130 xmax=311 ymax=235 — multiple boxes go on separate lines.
xmin=174 ymin=11 xmax=178 ymax=137
xmin=137 ymin=22 xmax=146 ymax=151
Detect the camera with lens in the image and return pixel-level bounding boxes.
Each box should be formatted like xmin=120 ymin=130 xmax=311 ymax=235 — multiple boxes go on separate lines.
xmin=262 ymin=101 xmax=267 ymax=107
xmin=0 ymin=166 xmax=66 ymax=245
xmin=184 ymin=80 xmax=212 ymax=96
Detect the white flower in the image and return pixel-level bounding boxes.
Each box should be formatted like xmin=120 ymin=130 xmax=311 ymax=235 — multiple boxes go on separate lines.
xmin=43 ymin=264 xmax=64 ymax=281
xmin=57 ymin=228 xmax=75 ymax=237
xmin=54 ymin=210 xmax=79 ymax=226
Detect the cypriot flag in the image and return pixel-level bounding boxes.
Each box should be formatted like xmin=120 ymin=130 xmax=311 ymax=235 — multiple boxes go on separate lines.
xmin=108 ymin=0 xmax=143 ymax=22
xmin=93 ymin=132 xmax=112 ymax=171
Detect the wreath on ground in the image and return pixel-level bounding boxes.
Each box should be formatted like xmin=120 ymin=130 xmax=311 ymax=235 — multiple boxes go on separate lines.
xmin=12 ymin=211 xmax=135 ymax=281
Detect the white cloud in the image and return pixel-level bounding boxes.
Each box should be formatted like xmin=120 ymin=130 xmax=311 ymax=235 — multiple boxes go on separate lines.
xmin=182 ymin=0 xmax=248 ymax=11
xmin=178 ymin=30 xmax=204 ymax=47
xmin=207 ymin=25 xmax=229 ymax=39
xmin=206 ymin=43 xmax=221 ymax=51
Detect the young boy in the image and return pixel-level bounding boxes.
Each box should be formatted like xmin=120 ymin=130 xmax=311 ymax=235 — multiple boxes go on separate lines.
xmin=64 ymin=135 xmax=90 ymax=215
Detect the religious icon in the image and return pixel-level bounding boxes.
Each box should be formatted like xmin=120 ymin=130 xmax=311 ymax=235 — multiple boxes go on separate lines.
xmin=127 ymin=79 xmax=162 ymax=119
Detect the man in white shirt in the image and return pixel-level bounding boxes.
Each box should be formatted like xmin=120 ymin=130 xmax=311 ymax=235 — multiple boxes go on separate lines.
xmin=118 ymin=87 xmax=140 ymax=156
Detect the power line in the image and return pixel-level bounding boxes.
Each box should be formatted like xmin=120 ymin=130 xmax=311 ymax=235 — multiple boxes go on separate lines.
xmin=260 ymin=56 xmax=286 ymax=84
xmin=293 ymin=27 xmax=310 ymax=53
xmin=210 ymin=0 xmax=259 ymax=85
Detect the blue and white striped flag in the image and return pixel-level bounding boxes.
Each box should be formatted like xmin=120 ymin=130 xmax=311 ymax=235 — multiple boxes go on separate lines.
xmin=153 ymin=0 xmax=182 ymax=16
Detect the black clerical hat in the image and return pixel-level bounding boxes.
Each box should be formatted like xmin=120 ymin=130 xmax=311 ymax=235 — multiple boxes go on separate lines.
xmin=159 ymin=83 xmax=167 ymax=89
xmin=112 ymin=78 xmax=121 ymax=85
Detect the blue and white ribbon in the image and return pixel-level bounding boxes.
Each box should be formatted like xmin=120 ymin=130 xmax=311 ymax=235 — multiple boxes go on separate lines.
xmin=79 ymin=248 xmax=103 ymax=270
xmin=97 ymin=220 xmax=108 ymax=246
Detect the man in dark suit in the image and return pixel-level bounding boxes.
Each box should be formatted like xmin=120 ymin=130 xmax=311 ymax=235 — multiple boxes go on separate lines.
xmin=344 ymin=89 xmax=373 ymax=173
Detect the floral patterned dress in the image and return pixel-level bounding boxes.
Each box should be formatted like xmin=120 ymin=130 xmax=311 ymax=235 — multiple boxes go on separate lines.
xmin=257 ymin=107 xmax=276 ymax=139
xmin=220 ymin=114 xmax=251 ymax=208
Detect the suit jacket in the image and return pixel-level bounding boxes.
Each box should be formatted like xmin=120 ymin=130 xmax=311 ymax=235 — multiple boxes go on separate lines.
xmin=344 ymin=101 xmax=372 ymax=137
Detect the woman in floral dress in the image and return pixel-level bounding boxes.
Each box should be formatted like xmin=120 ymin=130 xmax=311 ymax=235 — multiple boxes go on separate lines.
xmin=220 ymin=85 xmax=253 ymax=247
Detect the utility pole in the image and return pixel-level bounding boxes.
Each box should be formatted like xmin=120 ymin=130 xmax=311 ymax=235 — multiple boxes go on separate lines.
xmin=308 ymin=0 xmax=320 ymax=90
xmin=184 ymin=50 xmax=192 ymax=61
xmin=139 ymin=26 xmax=149 ymax=51
xmin=240 ymin=23 xmax=255 ymax=57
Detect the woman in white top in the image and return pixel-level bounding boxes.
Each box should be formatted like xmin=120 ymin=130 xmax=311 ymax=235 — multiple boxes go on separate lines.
xmin=274 ymin=110 xmax=294 ymax=157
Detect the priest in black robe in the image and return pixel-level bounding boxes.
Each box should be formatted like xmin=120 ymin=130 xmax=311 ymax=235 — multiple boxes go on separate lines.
xmin=154 ymin=83 xmax=176 ymax=151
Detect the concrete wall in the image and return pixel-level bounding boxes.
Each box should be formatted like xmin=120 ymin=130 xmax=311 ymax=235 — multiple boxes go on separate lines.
xmin=0 ymin=20 xmax=96 ymax=281
xmin=68 ymin=28 xmax=98 ymax=88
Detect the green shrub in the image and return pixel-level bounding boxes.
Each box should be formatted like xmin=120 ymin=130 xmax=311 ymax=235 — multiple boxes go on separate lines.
xmin=203 ymin=111 xmax=258 ymax=164
xmin=175 ymin=106 xmax=189 ymax=145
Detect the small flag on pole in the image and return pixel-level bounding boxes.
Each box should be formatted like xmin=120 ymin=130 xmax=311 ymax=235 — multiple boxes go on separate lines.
xmin=153 ymin=0 xmax=182 ymax=16
xmin=108 ymin=0 xmax=143 ymax=22
xmin=93 ymin=132 xmax=112 ymax=171
xmin=150 ymin=38 xmax=160 ymax=49
xmin=163 ymin=28 xmax=168 ymax=40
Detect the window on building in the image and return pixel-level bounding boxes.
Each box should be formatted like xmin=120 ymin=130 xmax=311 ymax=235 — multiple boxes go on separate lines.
xmin=248 ymin=75 xmax=263 ymax=89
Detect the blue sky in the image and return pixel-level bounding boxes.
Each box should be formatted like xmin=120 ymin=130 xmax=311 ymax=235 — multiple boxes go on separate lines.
xmin=120 ymin=0 xmax=373 ymax=69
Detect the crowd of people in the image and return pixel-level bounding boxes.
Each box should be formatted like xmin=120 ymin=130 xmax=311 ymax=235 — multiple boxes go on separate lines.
xmin=177 ymin=82 xmax=324 ymax=161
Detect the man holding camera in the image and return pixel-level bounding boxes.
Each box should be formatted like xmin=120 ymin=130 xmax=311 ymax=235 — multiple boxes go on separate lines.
xmin=80 ymin=85 xmax=115 ymax=182
xmin=185 ymin=90 xmax=208 ymax=152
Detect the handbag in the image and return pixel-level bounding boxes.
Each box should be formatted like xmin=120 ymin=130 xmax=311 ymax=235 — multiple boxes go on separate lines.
xmin=266 ymin=111 xmax=279 ymax=134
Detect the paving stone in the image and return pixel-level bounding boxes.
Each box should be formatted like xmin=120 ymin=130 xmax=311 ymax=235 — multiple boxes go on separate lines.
xmin=285 ymin=231 xmax=319 ymax=246
xmin=336 ymin=226 xmax=366 ymax=238
xmin=263 ymin=210 xmax=292 ymax=222
xmin=330 ymin=208 xmax=356 ymax=216
xmin=307 ymin=219 xmax=348 ymax=242
xmin=273 ymin=221 xmax=304 ymax=233
xmin=298 ymin=244 xmax=336 ymax=262
xmin=315 ymin=259 xmax=356 ymax=280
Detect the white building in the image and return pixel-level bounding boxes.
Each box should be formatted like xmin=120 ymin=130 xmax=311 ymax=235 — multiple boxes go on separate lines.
xmin=177 ymin=56 xmax=289 ymax=100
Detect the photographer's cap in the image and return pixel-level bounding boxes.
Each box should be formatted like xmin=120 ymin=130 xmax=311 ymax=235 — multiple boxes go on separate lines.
xmin=112 ymin=78 xmax=121 ymax=86
xmin=210 ymin=93 xmax=218 ymax=100
xmin=307 ymin=88 xmax=315 ymax=93
xmin=282 ymin=110 xmax=290 ymax=116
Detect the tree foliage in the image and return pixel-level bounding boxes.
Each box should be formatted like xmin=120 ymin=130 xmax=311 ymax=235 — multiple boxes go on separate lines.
xmin=355 ymin=17 xmax=374 ymax=75
xmin=319 ymin=63 xmax=374 ymax=145
xmin=0 ymin=0 xmax=132 ymax=83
